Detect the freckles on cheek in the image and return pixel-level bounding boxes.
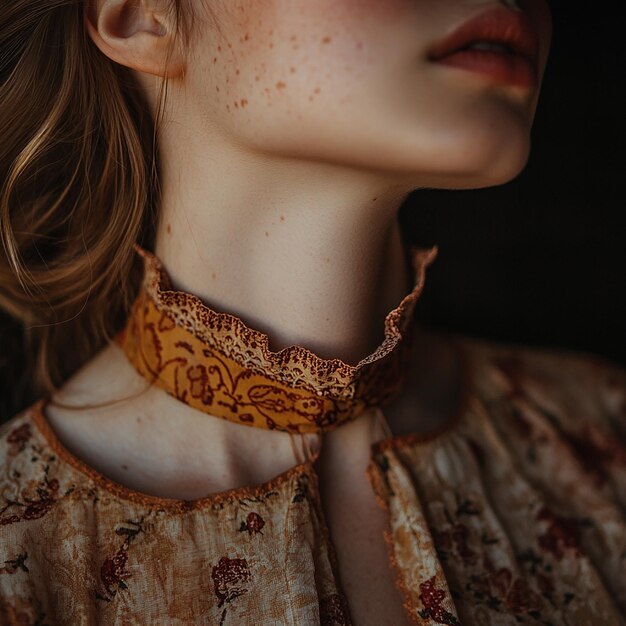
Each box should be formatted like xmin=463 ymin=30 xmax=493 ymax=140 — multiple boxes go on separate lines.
xmin=207 ymin=2 xmax=374 ymax=117
xmin=209 ymin=10 xmax=287 ymax=113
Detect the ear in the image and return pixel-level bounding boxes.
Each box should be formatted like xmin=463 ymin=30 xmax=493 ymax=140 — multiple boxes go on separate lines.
xmin=84 ymin=0 xmax=185 ymax=78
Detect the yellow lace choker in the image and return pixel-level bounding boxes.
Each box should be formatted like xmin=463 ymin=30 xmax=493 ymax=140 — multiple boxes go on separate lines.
xmin=115 ymin=243 xmax=439 ymax=434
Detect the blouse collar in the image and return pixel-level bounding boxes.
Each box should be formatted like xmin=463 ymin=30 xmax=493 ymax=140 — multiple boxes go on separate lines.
xmin=114 ymin=242 xmax=439 ymax=434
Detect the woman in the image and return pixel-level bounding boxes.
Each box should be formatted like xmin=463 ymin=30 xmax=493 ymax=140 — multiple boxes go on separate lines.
xmin=1 ymin=0 xmax=624 ymax=624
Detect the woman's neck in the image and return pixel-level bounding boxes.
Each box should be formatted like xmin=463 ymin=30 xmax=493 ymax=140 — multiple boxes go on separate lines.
xmin=153 ymin=134 xmax=416 ymax=366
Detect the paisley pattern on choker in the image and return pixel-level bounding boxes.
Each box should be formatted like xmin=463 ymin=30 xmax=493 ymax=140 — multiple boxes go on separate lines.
xmin=114 ymin=242 xmax=439 ymax=434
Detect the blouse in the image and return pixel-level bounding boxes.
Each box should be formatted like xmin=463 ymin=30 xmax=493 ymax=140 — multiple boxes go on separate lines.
xmin=1 ymin=242 xmax=625 ymax=626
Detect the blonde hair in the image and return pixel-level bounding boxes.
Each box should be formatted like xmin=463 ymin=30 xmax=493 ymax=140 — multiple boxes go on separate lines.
xmin=0 ymin=0 xmax=201 ymax=418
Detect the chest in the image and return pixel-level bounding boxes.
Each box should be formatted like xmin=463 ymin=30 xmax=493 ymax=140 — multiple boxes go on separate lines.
xmin=314 ymin=427 xmax=413 ymax=626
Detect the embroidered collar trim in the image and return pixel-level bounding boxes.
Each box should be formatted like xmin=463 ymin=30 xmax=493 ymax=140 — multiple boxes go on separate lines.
xmin=115 ymin=243 xmax=439 ymax=434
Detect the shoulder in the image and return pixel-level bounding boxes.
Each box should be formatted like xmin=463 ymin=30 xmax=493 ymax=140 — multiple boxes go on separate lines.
xmin=452 ymin=332 xmax=626 ymax=432
xmin=0 ymin=401 xmax=66 ymax=532
xmin=457 ymin=332 xmax=625 ymax=390
xmin=0 ymin=403 xmax=40 ymax=471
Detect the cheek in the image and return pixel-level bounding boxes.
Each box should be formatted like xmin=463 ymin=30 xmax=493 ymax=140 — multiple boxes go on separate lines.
xmin=200 ymin=0 xmax=393 ymax=116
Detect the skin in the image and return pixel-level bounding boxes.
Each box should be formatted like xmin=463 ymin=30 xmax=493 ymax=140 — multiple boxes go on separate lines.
xmin=81 ymin=0 xmax=551 ymax=365
xmin=48 ymin=1 xmax=551 ymax=622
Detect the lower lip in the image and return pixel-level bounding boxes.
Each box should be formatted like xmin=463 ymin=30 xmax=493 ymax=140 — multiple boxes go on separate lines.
xmin=431 ymin=49 xmax=537 ymax=88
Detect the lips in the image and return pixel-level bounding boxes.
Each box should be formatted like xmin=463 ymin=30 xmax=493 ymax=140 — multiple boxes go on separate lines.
xmin=427 ymin=5 xmax=540 ymax=85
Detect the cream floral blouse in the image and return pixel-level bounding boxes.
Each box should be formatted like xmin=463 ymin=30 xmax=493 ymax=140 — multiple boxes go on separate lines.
xmin=1 ymin=243 xmax=625 ymax=626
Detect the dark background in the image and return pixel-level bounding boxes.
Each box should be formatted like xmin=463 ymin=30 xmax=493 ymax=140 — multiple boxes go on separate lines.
xmin=402 ymin=3 xmax=626 ymax=368
xmin=1 ymin=3 xmax=625 ymax=422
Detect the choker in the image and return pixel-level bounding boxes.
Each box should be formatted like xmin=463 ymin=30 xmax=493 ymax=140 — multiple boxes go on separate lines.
xmin=114 ymin=243 xmax=439 ymax=434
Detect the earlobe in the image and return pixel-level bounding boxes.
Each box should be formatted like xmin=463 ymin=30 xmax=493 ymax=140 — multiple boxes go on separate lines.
xmin=83 ymin=0 xmax=184 ymax=78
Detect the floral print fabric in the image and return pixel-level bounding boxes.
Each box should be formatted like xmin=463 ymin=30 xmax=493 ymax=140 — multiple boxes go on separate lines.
xmin=1 ymin=336 xmax=625 ymax=625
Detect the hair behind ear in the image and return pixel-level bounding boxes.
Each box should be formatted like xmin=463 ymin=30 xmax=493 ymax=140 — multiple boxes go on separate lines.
xmin=0 ymin=0 xmax=198 ymax=421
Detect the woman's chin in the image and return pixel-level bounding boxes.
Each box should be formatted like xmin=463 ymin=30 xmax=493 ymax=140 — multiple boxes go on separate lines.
xmin=446 ymin=153 xmax=531 ymax=190
xmin=385 ymin=143 xmax=531 ymax=191
xmin=419 ymin=131 xmax=532 ymax=190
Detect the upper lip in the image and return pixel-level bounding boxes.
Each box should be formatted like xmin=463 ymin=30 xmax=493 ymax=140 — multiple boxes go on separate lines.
xmin=427 ymin=5 xmax=540 ymax=66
